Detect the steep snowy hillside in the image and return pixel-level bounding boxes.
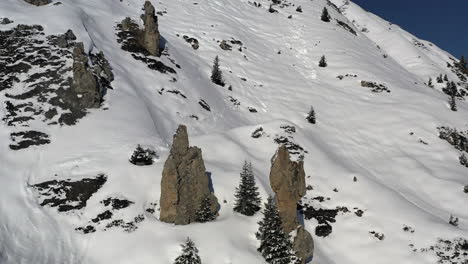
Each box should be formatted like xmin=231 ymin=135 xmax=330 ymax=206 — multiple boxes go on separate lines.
xmin=1 ymin=0 xmax=467 ymax=263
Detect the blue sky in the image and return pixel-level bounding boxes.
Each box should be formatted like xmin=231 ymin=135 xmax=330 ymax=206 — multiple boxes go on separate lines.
xmin=352 ymin=0 xmax=467 ymax=58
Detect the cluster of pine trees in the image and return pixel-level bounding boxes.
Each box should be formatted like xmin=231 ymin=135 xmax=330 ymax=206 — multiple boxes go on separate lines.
xmin=172 ymin=161 xmax=300 ymax=264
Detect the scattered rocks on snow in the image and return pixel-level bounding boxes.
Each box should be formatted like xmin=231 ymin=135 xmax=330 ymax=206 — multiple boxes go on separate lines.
xmin=219 ymin=40 xmax=232 ymax=51
xmin=419 ymin=238 xmax=468 ymax=264
xmin=102 ymin=197 xmax=134 ymax=210
xmin=269 ymin=145 xmax=313 ymax=262
xmin=360 ymin=80 xmax=390 ymax=93
xmin=159 ymin=125 xmax=219 ymax=225
xmin=32 ymin=174 xmax=107 ymax=212
xmin=369 ymin=231 xmax=385 ymax=241
xmin=182 ymin=35 xmax=199 ymax=50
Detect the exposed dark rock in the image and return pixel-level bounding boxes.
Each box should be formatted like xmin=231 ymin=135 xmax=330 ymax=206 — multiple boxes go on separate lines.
xmin=102 ymin=197 xmax=134 ymax=210
xmin=32 ymin=174 xmax=107 ymax=212
xmin=53 ymin=29 xmax=76 ymax=48
xmin=159 ymin=125 xmax=219 ymax=225
xmin=183 ymin=35 xmax=199 ymax=50
xmin=369 ymin=231 xmax=385 ymax=241
xmin=248 ymin=107 xmax=258 ymax=113
xmin=419 ymin=238 xmax=468 ymax=264
xmin=336 ymin=20 xmax=357 ymax=35
xmin=24 ymin=0 xmax=51 ymax=6
xmin=360 ymin=80 xmax=390 ymax=93
xmin=251 ymin=127 xmax=265 ymax=138
xmin=9 ymin=130 xmax=50 ymax=150
xmin=105 ymin=215 xmax=145 ymax=232
xmin=0 ymin=25 xmax=113 ymax=129
xmin=75 ymin=225 xmax=96 ymax=234
xmin=92 ymin=210 xmax=113 ymax=223
xmin=198 ymin=99 xmax=211 ymax=111
xmin=219 ymin=40 xmax=232 ymax=51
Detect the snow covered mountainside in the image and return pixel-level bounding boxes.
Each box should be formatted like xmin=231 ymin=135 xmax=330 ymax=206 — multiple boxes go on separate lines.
xmin=1 ymin=0 xmax=467 ymax=263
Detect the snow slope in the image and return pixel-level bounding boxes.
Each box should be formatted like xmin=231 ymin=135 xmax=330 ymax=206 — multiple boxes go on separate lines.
xmin=0 ymin=0 xmax=467 ymax=263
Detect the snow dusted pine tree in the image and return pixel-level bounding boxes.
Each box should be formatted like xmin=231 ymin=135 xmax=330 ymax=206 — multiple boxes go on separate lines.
xmin=173 ymin=238 xmax=202 ymax=264
xmin=211 ymin=55 xmax=225 ymax=87
xmin=321 ymin=7 xmax=331 ymax=22
xmin=318 ymin=55 xmax=327 ymax=67
xmin=256 ymin=196 xmax=300 ymax=264
xmin=306 ymin=106 xmax=316 ymax=124
xmin=129 ymin=145 xmax=157 ymax=165
xmin=233 ymin=161 xmax=261 ymax=216
xmin=195 ymin=197 xmax=216 ymax=223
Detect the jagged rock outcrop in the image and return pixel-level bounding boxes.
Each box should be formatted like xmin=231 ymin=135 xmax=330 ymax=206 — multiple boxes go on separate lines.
xmin=140 ymin=1 xmax=160 ymax=56
xmin=270 ymin=145 xmax=313 ymax=263
xmin=159 ymin=125 xmax=219 ymax=225
xmin=70 ymin=43 xmax=101 ymax=108
xmin=270 ymin=145 xmax=306 ymax=232
xmin=118 ymin=1 xmax=161 ymax=57
xmin=24 ymin=0 xmax=51 ymax=6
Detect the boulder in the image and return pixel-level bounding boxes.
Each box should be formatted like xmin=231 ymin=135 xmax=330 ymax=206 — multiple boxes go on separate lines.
xmin=159 ymin=125 xmax=219 ymax=225
xmin=270 ymin=145 xmax=313 ymax=263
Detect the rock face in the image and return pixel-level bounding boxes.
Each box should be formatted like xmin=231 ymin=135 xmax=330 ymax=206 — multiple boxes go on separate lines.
xmin=70 ymin=43 xmax=101 ymax=108
xmin=140 ymin=1 xmax=160 ymax=56
xmin=159 ymin=125 xmax=219 ymax=225
xmin=24 ymin=0 xmax=51 ymax=6
xmin=270 ymin=145 xmax=313 ymax=263
xmin=270 ymin=145 xmax=306 ymax=232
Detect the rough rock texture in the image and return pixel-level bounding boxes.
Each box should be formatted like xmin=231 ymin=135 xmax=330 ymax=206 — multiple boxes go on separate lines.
xmin=24 ymin=0 xmax=51 ymax=6
xmin=159 ymin=125 xmax=219 ymax=225
xmin=293 ymin=226 xmax=314 ymax=264
xmin=270 ymin=145 xmax=313 ymax=263
xmin=140 ymin=1 xmax=160 ymax=56
xmin=70 ymin=43 xmax=101 ymax=108
xmin=270 ymin=145 xmax=306 ymax=232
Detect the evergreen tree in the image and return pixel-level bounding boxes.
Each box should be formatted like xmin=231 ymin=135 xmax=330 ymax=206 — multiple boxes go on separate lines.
xmin=195 ymin=197 xmax=216 ymax=223
xmin=427 ymin=77 xmax=433 ymax=87
xmin=444 ymin=74 xmax=449 ymax=82
xmin=318 ymin=55 xmax=327 ymax=67
xmin=233 ymin=161 xmax=261 ymax=216
xmin=320 ymin=7 xmax=331 ymax=22
xmin=256 ymin=196 xmax=300 ymax=264
xmin=449 ymin=95 xmax=457 ymax=112
xmin=306 ymin=106 xmax=316 ymax=124
xmin=459 ymin=153 xmax=468 ymax=167
xmin=436 ymin=74 xmax=443 ymax=83
xmin=129 ymin=145 xmax=157 ymax=165
xmin=460 ymin=55 xmax=467 ymax=70
xmin=174 ymin=238 xmax=202 ymax=264
xmin=211 ymin=55 xmax=225 ymax=87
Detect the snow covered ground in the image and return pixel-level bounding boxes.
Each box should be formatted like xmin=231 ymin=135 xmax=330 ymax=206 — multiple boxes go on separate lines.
xmin=0 ymin=0 xmax=467 ymax=263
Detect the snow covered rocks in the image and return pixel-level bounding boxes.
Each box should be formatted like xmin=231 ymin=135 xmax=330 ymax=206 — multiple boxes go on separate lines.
xmin=270 ymin=145 xmax=313 ymax=263
xmin=159 ymin=125 xmax=219 ymax=225
xmin=117 ymin=1 xmax=160 ymax=56
xmin=33 ymin=174 xmax=107 ymax=212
